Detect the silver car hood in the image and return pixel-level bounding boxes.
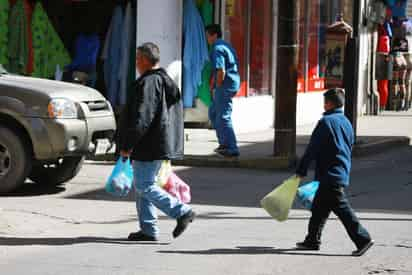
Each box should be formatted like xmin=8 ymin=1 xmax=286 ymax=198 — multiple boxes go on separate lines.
xmin=0 ymin=74 xmax=106 ymax=102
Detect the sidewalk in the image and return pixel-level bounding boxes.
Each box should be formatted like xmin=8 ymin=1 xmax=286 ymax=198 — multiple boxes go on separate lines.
xmin=90 ymin=111 xmax=411 ymax=169
xmin=173 ymin=111 xmax=412 ymax=169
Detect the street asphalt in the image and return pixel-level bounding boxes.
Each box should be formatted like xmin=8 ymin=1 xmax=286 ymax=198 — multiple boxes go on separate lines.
xmin=0 ymin=147 xmax=411 ymax=275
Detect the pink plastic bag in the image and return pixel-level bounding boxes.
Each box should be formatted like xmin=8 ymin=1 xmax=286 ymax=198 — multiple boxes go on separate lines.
xmin=163 ymin=172 xmax=191 ymax=204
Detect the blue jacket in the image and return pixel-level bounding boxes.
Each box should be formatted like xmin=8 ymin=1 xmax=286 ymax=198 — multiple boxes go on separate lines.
xmin=296 ymin=108 xmax=354 ymax=187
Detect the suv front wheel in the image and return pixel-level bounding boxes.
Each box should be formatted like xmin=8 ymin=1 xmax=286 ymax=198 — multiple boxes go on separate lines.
xmin=0 ymin=126 xmax=32 ymax=194
xmin=29 ymin=156 xmax=85 ymax=186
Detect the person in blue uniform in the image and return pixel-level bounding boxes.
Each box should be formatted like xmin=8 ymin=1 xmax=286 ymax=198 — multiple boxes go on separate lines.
xmin=206 ymin=24 xmax=240 ymax=158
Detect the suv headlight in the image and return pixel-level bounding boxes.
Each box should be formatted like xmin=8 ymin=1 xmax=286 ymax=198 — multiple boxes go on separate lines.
xmin=48 ymin=98 xmax=78 ymax=119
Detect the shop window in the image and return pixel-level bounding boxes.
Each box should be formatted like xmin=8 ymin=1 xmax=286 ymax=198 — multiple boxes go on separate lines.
xmin=224 ymin=0 xmax=248 ymax=96
xmin=297 ymin=0 xmax=353 ymax=93
xmin=249 ymin=0 xmax=273 ymax=96
xmin=224 ymin=0 xmax=273 ymax=97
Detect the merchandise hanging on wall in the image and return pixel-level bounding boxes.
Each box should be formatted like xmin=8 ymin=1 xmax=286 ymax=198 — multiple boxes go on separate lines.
xmin=102 ymin=2 xmax=134 ymax=108
xmin=390 ymin=0 xmax=408 ymax=18
xmin=31 ymin=1 xmax=71 ymax=79
xmin=196 ymin=0 xmax=214 ymax=107
xmin=118 ymin=1 xmax=134 ymax=106
xmin=7 ymin=0 xmax=29 ymax=75
xmin=183 ymin=0 xmax=209 ymax=108
xmin=65 ymin=33 xmax=100 ymax=87
xmin=0 ymin=0 xmax=9 ymax=68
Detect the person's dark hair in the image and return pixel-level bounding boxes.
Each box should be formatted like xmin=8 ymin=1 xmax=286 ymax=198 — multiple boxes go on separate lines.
xmin=324 ymin=88 xmax=345 ymax=108
xmin=205 ymin=24 xmax=223 ymax=38
xmin=137 ymin=42 xmax=160 ymax=65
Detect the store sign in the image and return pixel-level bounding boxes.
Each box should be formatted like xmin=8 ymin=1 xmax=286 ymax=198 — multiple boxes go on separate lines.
xmin=325 ymin=33 xmax=346 ymax=88
xmin=324 ymin=20 xmax=352 ymax=88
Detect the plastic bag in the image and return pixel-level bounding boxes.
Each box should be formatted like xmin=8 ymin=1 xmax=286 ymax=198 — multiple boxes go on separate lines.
xmin=156 ymin=160 xmax=173 ymax=188
xmin=105 ymin=158 xmax=134 ymax=197
xmin=163 ymin=172 xmax=191 ymax=203
xmin=297 ymin=181 xmax=319 ymax=210
xmin=260 ymin=175 xmax=300 ymax=222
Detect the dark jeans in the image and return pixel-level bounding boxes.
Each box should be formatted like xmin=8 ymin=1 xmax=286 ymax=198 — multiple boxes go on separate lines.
xmin=305 ymin=183 xmax=371 ymax=249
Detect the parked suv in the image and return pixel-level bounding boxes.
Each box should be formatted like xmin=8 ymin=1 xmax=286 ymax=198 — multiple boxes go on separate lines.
xmin=0 ymin=65 xmax=116 ymax=194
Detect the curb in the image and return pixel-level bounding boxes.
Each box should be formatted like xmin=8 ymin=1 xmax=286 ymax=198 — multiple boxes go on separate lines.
xmin=172 ymin=155 xmax=292 ymax=170
xmin=86 ymin=154 xmax=292 ymax=170
xmin=86 ymin=137 xmax=410 ymax=169
xmin=352 ymin=136 xmax=410 ymax=157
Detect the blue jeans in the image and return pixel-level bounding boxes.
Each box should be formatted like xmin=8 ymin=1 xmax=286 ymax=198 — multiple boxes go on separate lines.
xmin=132 ymin=161 xmax=191 ymax=238
xmin=208 ymin=88 xmax=239 ymax=155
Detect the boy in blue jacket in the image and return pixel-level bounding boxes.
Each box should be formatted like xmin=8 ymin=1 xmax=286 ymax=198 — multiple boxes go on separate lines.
xmin=296 ymin=88 xmax=374 ymax=256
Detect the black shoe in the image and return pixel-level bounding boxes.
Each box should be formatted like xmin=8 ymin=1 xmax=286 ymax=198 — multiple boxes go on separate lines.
xmin=214 ymin=145 xmax=227 ymax=154
xmin=127 ymin=231 xmax=158 ymax=242
xmin=173 ymin=210 xmax=195 ymax=238
xmin=296 ymin=241 xmax=320 ymax=251
xmin=217 ymin=150 xmax=240 ymax=159
xmin=352 ymin=240 xmax=374 ymax=257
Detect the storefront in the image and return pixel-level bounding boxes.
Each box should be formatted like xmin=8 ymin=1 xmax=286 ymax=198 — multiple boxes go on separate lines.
xmin=1 ymin=0 xmax=366 ymax=131
xmin=1 ymin=0 xmax=137 ymax=112
xmin=295 ymin=0 xmax=355 ymax=124
xmin=181 ymin=0 xmax=276 ymax=132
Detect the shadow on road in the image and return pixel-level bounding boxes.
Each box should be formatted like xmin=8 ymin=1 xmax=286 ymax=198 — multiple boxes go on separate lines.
xmin=0 ymin=237 xmax=170 ymax=246
xmin=157 ymin=246 xmax=351 ymax=257
xmin=1 ymin=182 xmax=66 ymax=197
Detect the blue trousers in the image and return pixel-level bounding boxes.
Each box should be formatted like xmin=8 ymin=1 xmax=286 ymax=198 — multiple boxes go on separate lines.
xmin=132 ymin=161 xmax=191 ymax=238
xmin=208 ymin=88 xmax=239 ymax=155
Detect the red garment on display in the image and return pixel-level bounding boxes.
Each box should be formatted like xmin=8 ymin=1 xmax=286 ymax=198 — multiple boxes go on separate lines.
xmin=378 ymin=80 xmax=389 ymax=107
xmin=378 ymin=36 xmax=391 ymax=53
xmin=377 ymin=25 xmax=390 ymax=53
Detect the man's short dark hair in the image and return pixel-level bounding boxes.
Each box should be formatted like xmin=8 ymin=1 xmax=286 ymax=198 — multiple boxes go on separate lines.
xmin=206 ymin=24 xmax=222 ymax=38
xmin=324 ymin=88 xmax=345 ymax=108
xmin=137 ymin=42 xmax=160 ymax=65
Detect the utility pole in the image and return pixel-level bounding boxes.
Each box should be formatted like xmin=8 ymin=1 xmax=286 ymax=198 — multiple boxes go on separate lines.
xmin=273 ymin=0 xmax=299 ymax=164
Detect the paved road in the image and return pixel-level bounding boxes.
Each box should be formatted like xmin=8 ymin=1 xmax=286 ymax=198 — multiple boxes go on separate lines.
xmin=0 ymin=147 xmax=411 ymax=275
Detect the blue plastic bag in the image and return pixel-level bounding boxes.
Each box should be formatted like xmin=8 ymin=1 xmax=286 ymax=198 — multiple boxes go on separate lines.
xmin=297 ymin=181 xmax=320 ymax=210
xmin=105 ymin=158 xmax=134 ymax=197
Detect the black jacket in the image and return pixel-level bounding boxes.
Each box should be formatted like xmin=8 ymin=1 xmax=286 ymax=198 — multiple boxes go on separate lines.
xmin=119 ymin=68 xmax=184 ymax=161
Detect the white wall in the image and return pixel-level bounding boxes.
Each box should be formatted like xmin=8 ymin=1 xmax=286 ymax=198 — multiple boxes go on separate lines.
xmin=136 ymin=0 xmax=182 ymax=70
xmin=232 ymin=95 xmax=274 ymax=133
xmin=296 ymin=92 xmax=324 ymax=126
xmin=185 ymin=95 xmax=275 ymax=133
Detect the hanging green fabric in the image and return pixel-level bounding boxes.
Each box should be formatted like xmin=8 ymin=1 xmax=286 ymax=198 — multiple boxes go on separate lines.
xmin=8 ymin=0 xmax=29 ymax=74
xmin=31 ymin=2 xmax=71 ymax=79
xmin=197 ymin=63 xmax=212 ymax=107
xmin=0 ymin=0 xmax=9 ymax=68
xmin=200 ymin=0 xmax=213 ymax=26
xmin=196 ymin=0 xmax=214 ymax=107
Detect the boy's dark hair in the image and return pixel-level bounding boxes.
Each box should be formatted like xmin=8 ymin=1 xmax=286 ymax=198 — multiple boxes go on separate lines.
xmin=137 ymin=42 xmax=160 ymax=65
xmin=324 ymin=88 xmax=345 ymax=108
xmin=205 ymin=24 xmax=223 ymax=38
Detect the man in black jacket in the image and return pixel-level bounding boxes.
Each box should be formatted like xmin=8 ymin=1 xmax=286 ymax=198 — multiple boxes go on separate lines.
xmin=119 ymin=42 xmax=195 ymax=242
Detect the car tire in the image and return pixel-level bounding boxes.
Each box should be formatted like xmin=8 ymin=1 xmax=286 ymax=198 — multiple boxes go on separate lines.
xmin=0 ymin=126 xmax=32 ymax=194
xmin=29 ymin=156 xmax=85 ymax=186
